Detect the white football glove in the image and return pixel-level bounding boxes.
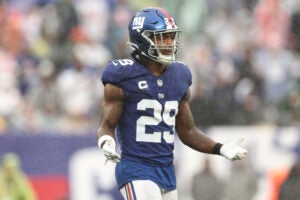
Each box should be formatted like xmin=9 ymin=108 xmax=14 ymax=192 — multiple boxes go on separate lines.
xmin=220 ymin=138 xmax=247 ymax=161
xmin=98 ymin=135 xmax=120 ymax=163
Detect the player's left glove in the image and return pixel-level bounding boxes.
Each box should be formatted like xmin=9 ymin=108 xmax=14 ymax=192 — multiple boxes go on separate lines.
xmin=220 ymin=138 xmax=247 ymax=161
xmin=98 ymin=135 xmax=120 ymax=163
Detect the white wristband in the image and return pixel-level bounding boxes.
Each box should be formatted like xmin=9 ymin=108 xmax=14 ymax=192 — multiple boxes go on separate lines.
xmin=98 ymin=135 xmax=115 ymax=149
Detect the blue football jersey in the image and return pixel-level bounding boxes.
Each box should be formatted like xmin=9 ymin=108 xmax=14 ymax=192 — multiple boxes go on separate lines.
xmin=101 ymin=59 xmax=192 ymax=166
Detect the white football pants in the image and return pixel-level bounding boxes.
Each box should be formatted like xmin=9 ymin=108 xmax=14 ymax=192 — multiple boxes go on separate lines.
xmin=119 ymin=180 xmax=178 ymax=200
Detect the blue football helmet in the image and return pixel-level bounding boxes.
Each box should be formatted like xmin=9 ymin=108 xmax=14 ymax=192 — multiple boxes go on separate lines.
xmin=128 ymin=7 xmax=182 ymax=65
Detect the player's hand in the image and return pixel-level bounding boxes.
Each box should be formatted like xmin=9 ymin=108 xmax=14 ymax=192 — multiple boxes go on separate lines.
xmin=220 ymin=138 xmax=247 ymax=161
xmin=98 ymin=135 xmax=121 ymax=163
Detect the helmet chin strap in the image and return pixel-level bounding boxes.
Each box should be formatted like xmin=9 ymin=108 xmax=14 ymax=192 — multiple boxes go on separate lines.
xmin=156 ymin=48 xmax=175 ymax=64
xmin=127 ymin=42 xmax=174 ymax=65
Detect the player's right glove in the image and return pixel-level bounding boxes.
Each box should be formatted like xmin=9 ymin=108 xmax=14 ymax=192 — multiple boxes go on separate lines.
xmin=220 ymin=138 xmax=247 ymax=161
xmin=98 ymin=135 xmax=121 ymax=163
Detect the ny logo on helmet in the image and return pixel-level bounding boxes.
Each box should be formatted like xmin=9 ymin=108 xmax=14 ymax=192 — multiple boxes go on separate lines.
xmin=132 ymin=17 xmax=145 ymax=30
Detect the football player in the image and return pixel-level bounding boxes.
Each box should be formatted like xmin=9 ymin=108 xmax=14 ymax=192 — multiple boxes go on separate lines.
xmin=97 ymin=7 xmax=247 ymax=200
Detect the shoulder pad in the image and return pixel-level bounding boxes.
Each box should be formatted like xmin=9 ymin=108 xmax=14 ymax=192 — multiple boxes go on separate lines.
xmin=170 ymin=61 xmax=192 ymax=86
xmin=101 ymin=59 xmax=136 ymax=84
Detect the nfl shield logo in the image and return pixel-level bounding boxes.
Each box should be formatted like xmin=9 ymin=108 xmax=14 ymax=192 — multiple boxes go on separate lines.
xmin=157 ymin=79 xmax=163 ymax=87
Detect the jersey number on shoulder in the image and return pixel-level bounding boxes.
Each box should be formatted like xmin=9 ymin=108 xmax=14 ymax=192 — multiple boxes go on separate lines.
xmin=136 ymin=99 xmax=178 ymax=143
xmin=112 ymin=59 xmax=134 ymax=66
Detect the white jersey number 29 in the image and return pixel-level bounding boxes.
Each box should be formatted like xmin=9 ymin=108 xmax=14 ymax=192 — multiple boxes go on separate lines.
xmin=136 ymin=99 xmax=178 ymax=143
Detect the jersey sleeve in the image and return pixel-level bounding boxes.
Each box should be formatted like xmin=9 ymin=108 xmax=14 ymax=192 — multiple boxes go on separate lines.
xmin=101 ymin=60 xmax=126 ymax=86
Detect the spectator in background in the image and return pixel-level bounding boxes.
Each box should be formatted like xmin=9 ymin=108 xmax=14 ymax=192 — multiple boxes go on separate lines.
xmin=105 ymin=1 xmax=133 ymax=59
xmin=279 ymin=159 xmax=300 ymax=200
xmin=231 ymin=45 xmax=264 ymax=125
xmin=288 ymin=4 xmax=300 ymax=53
xmin=74 ymin=0 xmax=109 ymax=43
xmin=278 ymin=80 xmax=300 ymax=126
xmin=232 ymin=78 xmax=264 ymax=125
xmin=0 ymin=50 xmax=35 ymax=132
xmin=55 ymin=0 xmax=79 ymax=44
xmin=254 ymin=0 xmax=289 ymax=50
xmin=252 ymin=45 xmax=295 ymax=124
xmin=188 ymin=42 xmax=217 ymax=127
xmin=0 ymin=1 xmax=24 ymax=56
xmin=56 ymin=56 xmax=102 ymax=134
xmin=222 ymin=158 xmax=258 ymax=200
xmin=51 ymin=0 xmax=79 ymax=70
xmin=211 ymin=58 xmax=237 ymax=125
xmin=28 ymin=58 xmax=63 ymax=132
xmin=0 ymin=153 xmax=37 ymax=200
xmin=191 ymin=157 xmax=223 ymax=200
xmin=0 ymin=70 xmax=22 ymax=131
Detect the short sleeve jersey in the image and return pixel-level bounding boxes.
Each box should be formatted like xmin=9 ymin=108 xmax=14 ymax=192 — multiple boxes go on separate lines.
xmin=101 ymin=59 xmax=192 ymax=166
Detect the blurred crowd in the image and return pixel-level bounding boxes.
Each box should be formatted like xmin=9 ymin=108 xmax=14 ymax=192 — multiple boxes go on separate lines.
xmin=0 ymin=0 xmax=300 ymax=134
xmin=191 ymin=157 xmax=259 ymax=200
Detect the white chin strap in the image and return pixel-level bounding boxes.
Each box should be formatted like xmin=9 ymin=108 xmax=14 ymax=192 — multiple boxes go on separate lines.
xmin=156 ymin=49 xmax=175 ymax=65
